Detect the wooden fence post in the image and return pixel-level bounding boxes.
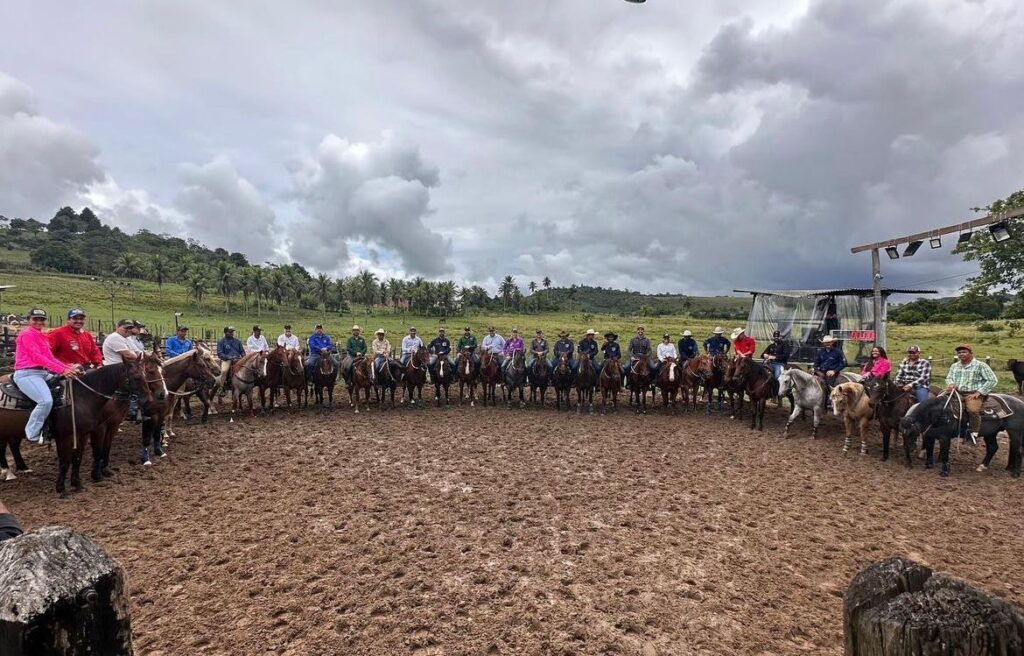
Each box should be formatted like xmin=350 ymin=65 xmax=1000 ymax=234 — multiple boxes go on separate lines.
xmin=0 ymin=526 xmax=133 ymax=655
xmin=844 ymin=557 xmax=1024 ymax=655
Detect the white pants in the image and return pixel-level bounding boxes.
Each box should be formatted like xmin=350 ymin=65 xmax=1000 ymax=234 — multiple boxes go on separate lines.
xmin=13 ymin=369 xmax=53 ymax=441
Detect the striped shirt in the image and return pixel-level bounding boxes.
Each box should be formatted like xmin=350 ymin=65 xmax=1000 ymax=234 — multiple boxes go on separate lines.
xmin=894 ymin=357 xmax=932 ymax=389
xmin=945 ymin=359 xmax=998 ymax=394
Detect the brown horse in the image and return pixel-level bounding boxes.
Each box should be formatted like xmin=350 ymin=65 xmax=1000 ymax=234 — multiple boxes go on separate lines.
xmin=456 ymin=350 xmax=478 ymax=407
xmin=230 ymin=351 xmax=268 ymax=415
xmin=551 ymin=352 xmax=574 ymax=411
xmin=374 ymin=356 xmax=403 ymax=410
xmin=168 ymin=343 xmax=220 ymax=426
xmin=864 ymin=376 xmax=928 ymax=461
xmin=403 ymin=346 xmax=429 ymax=406
xmin=348 ymin=356 xmax=373 ymax=413
xmin=158 ymin=349 xmax=218 ymax=444
xmin=264 ymin=346 xmax=286 ymax=409
xmin=730 ymin=356 xmax=775 ymax=431
xmin=654 ymin=357 xmax=682 ymax=410
xmin=575 ymin=353 xmax=597 ymax=414
xmin=626 ymin=358 xmax=651 ymax=414
xmin=311 ymin=353 xmax=338 ymax=408
xmin=681 ymin=355 xmax=713 ymax=412
xmin=599 ymin=358 xmax=623 ymax=414
xmin=280 ymin=348 xmax=307 ymax=409
xmin=831 ymin=382 xmax=875 ymax=455
xmin=479 ymin=351 xmax=501 ymax=407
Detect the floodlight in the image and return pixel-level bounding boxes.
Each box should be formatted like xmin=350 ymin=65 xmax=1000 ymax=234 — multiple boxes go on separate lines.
xmin=929 ymin=236 xmax=942 ymax=249
xmin=903 ymin=240 xmax=923 ymax=257
xmin=956 ymin=230 xmax=973 ymax=245
xmin=989 ymin=221 xmax=1012 ymax=242
xmin=885 ymin=246 xmax=900 ymax=260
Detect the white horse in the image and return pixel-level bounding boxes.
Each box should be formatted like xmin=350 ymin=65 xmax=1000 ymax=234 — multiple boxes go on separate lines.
xmin=778 ymin=367 xmax=863 ymax=439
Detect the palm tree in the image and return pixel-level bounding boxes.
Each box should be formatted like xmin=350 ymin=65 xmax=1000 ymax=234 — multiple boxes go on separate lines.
xmin=113 ymin=252 xmax=143 ymax=279
xmin=214 ymin=261 xmax=236 ymax=313
xmin=542 ymin=276 xmax=551 ymax=290
xmin=379 ymin=281 xmax=388 ymax=306
xmin=499 ymin=275 xmax=516 ymax=310
xmin=269 ymin=269 xmax=288 ymax=317
xmin=314 ymin=273 xmax=333 ymax=321
xmin=528 ymin=280 xmax=538 ymax=313
xmin=387 ymin=277 xmax=403 ymax=310
xmin=409 ymin=276 xmax=426 ymax=313
xmin=356 ymin=269 xmax=378 ymax=307
xmin=148 ymin=254 xmax=169 ymax=303
xmin=185 ymin=265 xmax=209 ymax=309
xmin=437 ymin=281 xmax=457 ymax=316
xmin=247 ymin=266 xmax=266 ymax=318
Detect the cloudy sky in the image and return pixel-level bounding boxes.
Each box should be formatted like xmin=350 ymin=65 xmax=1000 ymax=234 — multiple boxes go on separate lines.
xmin=2 ymin=0 xmax=1023 ymax=295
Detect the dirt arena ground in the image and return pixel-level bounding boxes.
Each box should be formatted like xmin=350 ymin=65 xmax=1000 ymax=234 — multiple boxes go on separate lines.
xmin=4 ymin=399 xmax=1024 ymax=655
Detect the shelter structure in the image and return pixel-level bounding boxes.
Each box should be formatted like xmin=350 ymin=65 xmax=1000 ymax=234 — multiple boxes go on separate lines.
xmin=733 ymin=288 xmax=935 ymax=365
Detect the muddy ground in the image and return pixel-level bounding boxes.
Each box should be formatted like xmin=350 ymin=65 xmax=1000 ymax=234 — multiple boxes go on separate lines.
xmin=4 ymin=399 xmax=1023 ymax=655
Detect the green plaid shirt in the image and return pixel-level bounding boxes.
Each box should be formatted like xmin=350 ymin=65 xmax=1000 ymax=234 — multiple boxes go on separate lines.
xmin=945 ymin=359 xmax=998 ymax=394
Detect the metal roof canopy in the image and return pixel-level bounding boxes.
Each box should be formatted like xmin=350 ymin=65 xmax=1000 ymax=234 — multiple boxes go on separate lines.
xmin=0 ymin=286 xmax=16 ymax=291
xmin=733 ymin=288 xmax=937 ymax=298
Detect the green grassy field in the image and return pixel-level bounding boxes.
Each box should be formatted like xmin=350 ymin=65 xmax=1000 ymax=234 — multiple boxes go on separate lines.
xmin=2 ymin=271 xmax=1021 ymax=391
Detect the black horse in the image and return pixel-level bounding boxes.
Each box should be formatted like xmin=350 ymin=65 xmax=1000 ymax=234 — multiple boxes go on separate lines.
xmin=551 ymin=353 xmax=574 ymax=411
xmin=575 ymin=354 xmax=597 ymax=414
xmin=430 ymin=355 xmax=454 ymax=407
xmin=527 ymin=355 xmax=551 ymax=406
xmin=374 ymin=357 xmax=403 ymax=410
xmin=900 ymin=393 xmax=1024 ymax=478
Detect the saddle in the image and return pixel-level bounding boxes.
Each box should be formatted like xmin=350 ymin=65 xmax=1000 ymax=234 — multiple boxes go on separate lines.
xmin=0 ymin=376 xmax=68 ymax=411
xmin=942 ymin=392 xmax=1014 ymax=421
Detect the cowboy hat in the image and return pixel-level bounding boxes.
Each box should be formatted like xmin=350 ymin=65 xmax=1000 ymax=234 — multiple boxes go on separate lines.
xmin=375 ymin=328 xmax=385 ymax=334
xmin=682 ymin=330 xmax=692 ymax=337
xmin=604 ymin=332 xmax=618 ymax=339
xmin=351 ymin=325 xmax=361 ymax=331
xmin=585 ymin=329 xmax=596 ymax=335
xmin=712 ymin=327 xmax=724 ymax=334
xmin=730 ymin=328 xmax=744 ymax=340
xmin=822 ymin=335 xmax=836 ymax=344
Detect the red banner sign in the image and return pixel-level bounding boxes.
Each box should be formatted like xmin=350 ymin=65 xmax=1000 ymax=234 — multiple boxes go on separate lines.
xmin=848 ymin=330 xmax=876 ymax=341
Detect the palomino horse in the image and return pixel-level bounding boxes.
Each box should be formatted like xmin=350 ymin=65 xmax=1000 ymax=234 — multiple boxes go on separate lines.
xmin=374 ymin=356 xmax=403 ymax=410
xmin=901 ymin=392 xmax=1024 ymax=478
xmin=778 ymin=367 xmax=824 ymax=438
xmin=527 ymin=355 xmax=550 ymax=406
xmin=430 ymin=355 xmax=454 ymax=407
xmin=479 ymin=351 xmax=501 ymax=407
xmin=503 ymin=350 xmax=527 ymax=408
xmin=311 ymin=353 xmax=338 ymax=407
xmin=348 ymin=356 xmax=373 ymax=413
xmin=599 ymin=358 xmax=623 ymax=415
xmin=575 ymin=354 xmax=597 ymax=414
xmin=863 ymin=377 xmax=927 ymax=462
xmin=230 ymin=351 xmax=268 ymax=414
xmin=551 ymin=353 xmax=574 ymax=411
xmin=830 ymin=382 xmax=875 ymax=455
xmin=456 ymin=350 xmax=478 ymax=407
xmin=654 ymin=357 xmax=681 ymax=410
xmin=403 ymin=346 xmax=429 ymax=406
xmin=681 ymin=355 xmax=712 ymax=412
xmin=729 ymin=356 xmax=774 ymax=431
xmin=626 ymin=358 xmax=651 ymax=415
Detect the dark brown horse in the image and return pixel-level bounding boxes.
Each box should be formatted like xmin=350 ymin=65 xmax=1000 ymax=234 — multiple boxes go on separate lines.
xmin=430 ymin=355 xmax=454 ymax=408
xmin=311 ymin=353 xmax=338 ymax=408
xmin=528 ymin=355 xmax=550 ymax=406
xmin=654 ymin=357 xmax=681 ymax=410
xmin=479 ymin=351 xmax=501 ymax=407
xmin=864 ymin=376 xmax=925 ymax=461
xmin=551 ymin=353 xmax=574 ymax=411
xmin=704 ymin=353 xmax=731 ymax=415
xmin=575 ymin=353 xmax=597 ymax=414
xmin=730 ymin=356 xmax=774 ymax=431
xmin=456 ymin=350 xmax=478 ymax=407
xmin=158 ymin=349 xmax=218 ymax=444
xmin=168 ymin=343 xmax=220 ymax=427
xmin=681 ymin=355 xmax=713 ymax=412
xmin=599 ymin=358 xmax=622 ymax=414
xmin=280 ymin=348 xmax=307 ymax=409
xmin=265 ymin=346 xmax=286 ymax=408
xmin=626 ymin=358 xmax=651 ymax=414
xmin=403 ymin=346 xmax=429 ymax=406
xmin=374 ymin=356 xmax=403 ymax=410
xmin=348 ymin=356 xmax=373 ymax=413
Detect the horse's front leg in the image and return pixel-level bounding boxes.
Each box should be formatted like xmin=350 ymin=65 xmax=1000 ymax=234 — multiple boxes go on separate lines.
xmin=1008 ymin=431 xmax=1022 ymax=478
xmin=938 ymin=435 xmax=952 ymax=477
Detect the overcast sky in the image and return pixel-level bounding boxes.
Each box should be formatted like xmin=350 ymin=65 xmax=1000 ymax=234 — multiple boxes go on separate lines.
xmin=2 ymin=0 xmax=1023 ymax=295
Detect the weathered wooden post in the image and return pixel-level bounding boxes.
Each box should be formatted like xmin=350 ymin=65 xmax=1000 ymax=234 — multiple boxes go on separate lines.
xmin=845 ymin=557 xmax=1024 ymax=655
xmin=0 ymin=526 xmax=133 ymax=655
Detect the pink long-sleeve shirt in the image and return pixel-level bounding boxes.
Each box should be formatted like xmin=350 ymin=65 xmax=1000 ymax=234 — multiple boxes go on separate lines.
xmin=15 ymin=326 xmax=70 ymax=374
xmin=861 ymin=357 xmax=891 ymax=378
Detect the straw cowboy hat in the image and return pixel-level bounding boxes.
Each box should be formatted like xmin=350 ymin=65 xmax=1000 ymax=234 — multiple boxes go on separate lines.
xmin=682 ymin=330 xmax=692 ymax=337
xmin=712 ymin=327 xmax=724 ymax=335
xmin=351 ymin=325 xmax=361 ymax=331
xmin=375 ymin=328 xmax=385 ymax=335
xmin=585 ymin=329 xmax=596 ymax=335
xmin=730 ymin=328 xmax=745 ymax=340
xmin=822 ymin=335 xmax=836 ymax=344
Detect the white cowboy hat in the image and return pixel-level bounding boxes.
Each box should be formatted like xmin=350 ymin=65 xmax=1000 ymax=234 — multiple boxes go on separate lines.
xmin=822 ymin=335 xmax=836 ymax=344
xmin=730 ymin=328 xmax=743 ymax=340
xmin=375 ymin=328 xmax=385 ymax=334
xmin=585 ymin=329 xmax=596 ymax=335
xmin=352 ymin=325 xmax=361 ymax=331
xmin=713 ymin=327 xmax=724 ymax=334
xmin=682 ymin=330 xmax=692 ymax=337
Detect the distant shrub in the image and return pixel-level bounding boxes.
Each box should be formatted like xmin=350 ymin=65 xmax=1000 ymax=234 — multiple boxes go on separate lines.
xmin=948 ymin=312 xmax=983 ymax=323
xmin=976 ymin=322 xmax=998 ymax=333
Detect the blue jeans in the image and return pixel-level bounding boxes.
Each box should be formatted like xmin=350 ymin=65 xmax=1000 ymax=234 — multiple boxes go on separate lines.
xmin=374 ymin=355 xmax=387 ymax=371
xmin=770 ymin=362 xmax=784 ymax=380
xmin=915 ymin=386 xmax=929 ymax=404
xmin=13 ymin=369 xmax=53 ymax=441
xmin=527 ymin=357 xmax=553 ymax=373
xmin=305 ymin=353 xmax=325 ymax=378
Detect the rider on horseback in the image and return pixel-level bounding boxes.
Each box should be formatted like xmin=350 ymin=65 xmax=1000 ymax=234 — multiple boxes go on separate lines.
xmin=627 ymin=326 xmax=652 ymax=380
xmin=656 ymin=334 xmax=677 ymax=378
xmin=945 ymin=343 xmax=998 ymax=443
xmin=163 ymin=325 xmax=193 ymax=359
xmin=305 ymin=324 xmax=334 ymax=379
xmin=48 ymin=308 xmax=103 ymax=368
xmin=428 ymin=328 xmax=453 ymax=368
xmin=371 ymin=329 xmax=391 ymax=377
xmin=601 ymin=332 xmax=621 ymax=372
xmin=814 ymin=335 xmax=847 ymax=397
xmin=731 ymin=328 xmax=756 ymax=358
xmin=14 ymin=309 xmax=81 ymax=444
xmin=576 ymin=329 xmax=599 ymax=374
xmin=677 ymin=330 xmax=699 ymax=364
xmin=482 ymin=326 xmax=505 ymax=366
xmin=277 ymin=324 xmax=301 ymax=351
xmin=761 ymin=330 xmax=789 ymax=380
xmin=246 ymin=325 xmax=269 ymax=354
xmin=456 ymin=326 xmax=479 ymax=372
xmin=704 ymin=327 xmax=730 ymax=356
xmin=553 ymin=331 xmax=574 ymax=373
xmin=400 ymin=327 xmax=423 ymax=365
xmin=859 ymin=346 xmax=891 ymax=383
xmin=894 ymin=345 xmax=932 ymax=404
xmin=501 ymin=329 xmax=524 ymax=373
xmin=216 ymin=326 xmax=244 ymax=392
xmin=343 ymin=326 xmax=367 ymax=385
xmin=529 ymin=329 xmax=553 ymax=374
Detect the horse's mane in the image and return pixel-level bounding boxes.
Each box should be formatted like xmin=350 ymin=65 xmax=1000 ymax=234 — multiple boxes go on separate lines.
xmin=81 ymin=362 xmax=128 ymax=390
xmin=162 ymin=349 xmax=197 ymax=367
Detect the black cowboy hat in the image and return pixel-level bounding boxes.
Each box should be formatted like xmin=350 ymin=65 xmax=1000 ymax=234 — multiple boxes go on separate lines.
xmin=604 ymin=332 xmax=618 ymax=340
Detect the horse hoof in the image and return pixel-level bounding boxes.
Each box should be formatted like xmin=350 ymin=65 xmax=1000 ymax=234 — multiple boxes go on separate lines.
xmin=940 ymin=468 xmax=950 ymax=478
xmin=2 ymin=469 xmax=15 ymax=481
xmin=976 ymin=463 xmax=988 ymax=472
xmin=881 ymin=454 xmax=889 ymax=462
xmin=1013 ymin=470 xmax=1021 ymax=479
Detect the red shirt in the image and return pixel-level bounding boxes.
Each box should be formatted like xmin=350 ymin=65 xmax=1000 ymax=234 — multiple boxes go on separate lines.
xmin=48 ymin=324 xmax=103 ymax=367
xmin=733 ymin=335 xmax=757 ymax=358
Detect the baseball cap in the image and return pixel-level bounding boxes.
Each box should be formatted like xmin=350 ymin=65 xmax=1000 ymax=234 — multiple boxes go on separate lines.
xmin=955 ymin=343 xmax=973 ymax=353
xmin=117 ymin=318 xmax=134 ymax=327
xmin=253 ymin=325 xmax=261 ymax=331
xmin=27 ymin=308 xmax=47 ymax=319
xmin=67 ymin=308 xmax=86 ymax=319
xmin=906 ymin=345 xmax=920 ymax=353
xmin=314 ymin=323 xmax=323 ymax=329
xmin=177 ymin=325 xmax=189 ymax=331
xmin=225 ymin=325 xmax=236 ymax=332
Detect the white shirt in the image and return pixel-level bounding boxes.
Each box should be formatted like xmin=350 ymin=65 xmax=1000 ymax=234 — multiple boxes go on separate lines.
xmin=401 ymin=335 xmax=423 ymax=355
xmin=482 ymin=333 xmax=505 ymax=354
xmin=103 ymin=332 xmax=134 ymax=365
xmin=127 ymin=336 xmax=146 ymax=354
xmin=278 ymin=333 xmax=300 ymax=350
xmin=656 ymin=343 xmax=677 ymax=361
xmin=246 ymin=334 xmax=269 ymax=353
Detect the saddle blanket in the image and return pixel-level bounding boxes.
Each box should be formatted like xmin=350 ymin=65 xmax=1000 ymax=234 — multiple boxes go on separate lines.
xmin=940 ymin=392 xmax=1014 ymax=420
xmin=0 ymin=377 xmax=68 ymax=411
